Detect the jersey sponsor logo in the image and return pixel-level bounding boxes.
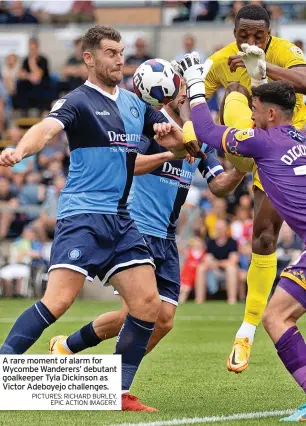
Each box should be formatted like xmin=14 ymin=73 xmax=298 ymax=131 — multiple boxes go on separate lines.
xmin=130 ymin=107 xmax=139 ymax=118
xmin=235 ymin=128 xmax=254 ymax=141
xmin=290 ymin=46 xmax=304 ymax=59
xmin=95 ymin=110 xmax=110 ymax=116
xmin=108 ymin=131 xmax=141 ymax=144
xmin=68 ymin=248 xmax=82 ymax=260
xmin=51 ymin=99 xmax=66 ymax=112
xmin=161 ymin=161 xmax=193 ymax=183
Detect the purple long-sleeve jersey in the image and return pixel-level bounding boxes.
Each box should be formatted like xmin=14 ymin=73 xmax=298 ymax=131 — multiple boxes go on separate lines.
xmin=191 ymin=103 xmax=306 ymax=244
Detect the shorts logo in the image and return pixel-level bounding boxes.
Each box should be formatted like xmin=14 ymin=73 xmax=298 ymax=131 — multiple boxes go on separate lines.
xmin=130 ymin=107 xmax=139 ymax=118
xmin=51 ymin=99 xmax=66 ymax=112
xmin=235 ymin=128 xmax=254 ymax=141
xmin=68 ymin=248 xmax=82 ymax=260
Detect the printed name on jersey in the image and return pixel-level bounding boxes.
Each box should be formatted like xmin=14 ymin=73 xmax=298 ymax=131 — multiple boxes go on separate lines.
xmin=235 ymin=128 xmax=254 ymax=141
xmin=161 ymin=161 xmax=193 ymax=184
xmin=96 ymin=110 xmax=110 ymax=116
xmin=51 ymin=99 xmax=66 ymax=112
xmin=290 ymin=46 xmax=304 ymax=59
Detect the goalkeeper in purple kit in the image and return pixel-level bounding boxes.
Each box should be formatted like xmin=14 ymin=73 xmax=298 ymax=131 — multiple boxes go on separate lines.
xmin=154 ymin=51 xmax=306 ymax=422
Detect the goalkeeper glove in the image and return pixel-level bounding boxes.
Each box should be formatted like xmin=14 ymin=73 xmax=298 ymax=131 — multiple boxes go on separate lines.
xmin=171 ymin=53 xmax=213 ymax=105
xmin=238 ymin=43 xmax=267 ymax=87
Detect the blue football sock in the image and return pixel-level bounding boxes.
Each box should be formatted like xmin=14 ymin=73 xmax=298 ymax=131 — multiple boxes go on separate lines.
xmin=0 ymin=301 xmax=56 ymax=354
xmin=115 ymin=313 xmax=154 ymax=391
xmin=66 ymin=322 xmax=102 ymax=353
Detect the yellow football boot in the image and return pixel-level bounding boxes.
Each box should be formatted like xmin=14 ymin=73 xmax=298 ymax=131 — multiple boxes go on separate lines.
xmin=49 ymin=335 xmax=72 ymax=355
xmin=227 ymin=337 xmax=252 ymax=373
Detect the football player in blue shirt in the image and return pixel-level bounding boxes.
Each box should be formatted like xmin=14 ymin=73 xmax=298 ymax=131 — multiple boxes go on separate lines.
xmin=0 ymin=26 xmax=187 ymax=411
xmin=49 ymin=80 xmax=246 ymax=370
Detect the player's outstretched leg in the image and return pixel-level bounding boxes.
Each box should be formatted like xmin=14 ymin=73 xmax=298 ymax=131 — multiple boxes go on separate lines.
xmin=49 ymin=302 xmax=128 ymax=355
xmin=262 ymin=280 xmax=306 ymax=422
xmin=111 ymin=265 xmax=160 ymax=411
xmin=228 ymin=188 xmax=282 ymax=373
xmin=0 ymin=269 xmax=84 ymax=354
xmin=50 ymin=298 xmax=175 ymax=356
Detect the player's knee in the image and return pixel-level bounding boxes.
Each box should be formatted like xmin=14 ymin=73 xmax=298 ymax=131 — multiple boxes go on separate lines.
xmin=225 ymin=82 xmax=249 ymax=98
xmin=156 ymin=310 xmax=174 ymax=336
xmin=252 ymin=230 xmax=276 ymax=254
xmin=262 ymin=307 xmax=281 ymax=334
xmin=134 ymin=291 xmax=161 ymax=321
xmin=41 ymin=295 xmax=73 ymax=318
xmin=158 ymin=318 xmax=174 ymax=336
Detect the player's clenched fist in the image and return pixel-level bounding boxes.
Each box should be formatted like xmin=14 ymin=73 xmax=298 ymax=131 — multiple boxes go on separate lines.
xmin=0 ymin=148 xmax=22 ymax=167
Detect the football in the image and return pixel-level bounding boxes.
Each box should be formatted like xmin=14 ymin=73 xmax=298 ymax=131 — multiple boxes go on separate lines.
xmin=133 ymin=58 xmax=181 ymax=106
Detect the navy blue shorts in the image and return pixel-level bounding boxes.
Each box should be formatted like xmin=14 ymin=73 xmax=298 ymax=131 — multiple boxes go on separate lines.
xmin=114 ymin=234 xmax=180 ymax=305
xmin=49 ymin=214 xmax=154 ymax=285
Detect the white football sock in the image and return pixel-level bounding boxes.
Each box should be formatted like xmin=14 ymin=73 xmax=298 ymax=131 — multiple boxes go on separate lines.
xmin=62 ymin=339 xmax=73 ymax=353
xmin=235 ymin=322 xmax=256 ymax=344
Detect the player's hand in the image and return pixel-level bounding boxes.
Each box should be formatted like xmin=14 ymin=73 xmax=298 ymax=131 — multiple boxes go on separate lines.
xmin=237 ymin=44 xmax=267 ymax=86
xmin=154 ymin=123 xmax=184 ymax=149
xmin=184 ymin=140 xmax=206 ymax=160
xmin=172 ymin=54 xmax=213 ymax=105
xmin=228 ymin=54 xmax=246 ymax=73
xmin=0 ymin=148 xmax=22 ymax=167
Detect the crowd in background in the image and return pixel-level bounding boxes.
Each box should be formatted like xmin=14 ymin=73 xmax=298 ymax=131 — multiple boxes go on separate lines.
xmin=0 ymin=0 xmax=304 ymax=302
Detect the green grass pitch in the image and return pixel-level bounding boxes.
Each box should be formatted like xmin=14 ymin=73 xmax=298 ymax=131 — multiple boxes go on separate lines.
xmin=0 ymin=298 xmax=305 ymax=426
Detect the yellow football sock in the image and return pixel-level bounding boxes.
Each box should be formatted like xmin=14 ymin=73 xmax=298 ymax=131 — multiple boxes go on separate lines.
xmin=244 ymin=252 xmax=277 ymax=326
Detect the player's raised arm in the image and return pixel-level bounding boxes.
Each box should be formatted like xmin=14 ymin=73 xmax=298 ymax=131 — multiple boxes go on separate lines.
xmin=0 ymin=118 xmax=62 ymax=167
xmin=177 ymin=53 xmax=266 ymax=159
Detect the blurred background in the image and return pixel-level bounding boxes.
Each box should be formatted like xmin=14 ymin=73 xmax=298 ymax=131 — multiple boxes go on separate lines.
xmin=0 ymin=0 xmax=304 ymax=304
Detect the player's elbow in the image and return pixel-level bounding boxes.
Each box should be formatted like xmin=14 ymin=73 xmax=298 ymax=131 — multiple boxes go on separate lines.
xmin=208 ymin=176 xmax=229 ymax=198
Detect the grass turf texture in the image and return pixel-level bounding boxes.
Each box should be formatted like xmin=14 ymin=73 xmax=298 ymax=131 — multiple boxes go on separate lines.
xmin=0 ymin=299 xmax=304 ymax=426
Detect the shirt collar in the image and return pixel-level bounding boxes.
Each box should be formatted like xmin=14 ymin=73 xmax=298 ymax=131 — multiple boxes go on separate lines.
xmin=85 ymin=80 xmax=119 ymax=101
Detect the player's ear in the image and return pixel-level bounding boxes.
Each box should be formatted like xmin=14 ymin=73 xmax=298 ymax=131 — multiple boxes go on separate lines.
xmin=83 ymin=51 xmax=94 ymax=68
xmin=268 ymin=107 xmax=276 ymax=122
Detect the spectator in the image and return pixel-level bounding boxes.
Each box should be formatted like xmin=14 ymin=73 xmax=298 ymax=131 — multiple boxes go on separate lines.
xmin=14 ymin=38 xmax=52 ymax=113
xmin=195 ymin=219 xmax=239 ymax=304
xmin=204 ymin=197 xmax=228 ymax=239
xmin=194 ymin=1 xmax=219 ymax=22
xmin=176 ymin=34 xmax=206 ymax=63
xmin=62 ymin=38 xmax=87 ymax=92
xmin=230 ymin=205 xmax=253 ymax=244
xmin=123 ymin=37 xmax=152 ymax=91
xmin=31 ymin=175 xmax=65 ymax=242
xmin=7 ymin=127 xmax=36 ymax=188
xmin=223 ymin=1 xmax=245 ymax=23
xmin=30 ymin=1 xmax=74 ymax=23
xmin=0 ymin=226 xmax=43 ymax=297
xmin=18 ymin=172 xmax=46 ymax=221
xmin=6 ymin=0 xmax=38 ymax=24
xmin=70 ymin=1 xmax=93 ymax=23
xmin=2 ymin=53 xmax=20 ymax=96
xmin=172 ymin=1 xmax=192 ymax=23
xmin=180 ymin=236 xmax=206 ymax=303
xmin=0 ymin=177 xmax=19 ymax=239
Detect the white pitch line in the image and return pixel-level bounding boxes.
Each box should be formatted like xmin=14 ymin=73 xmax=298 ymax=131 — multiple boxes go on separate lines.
xmin=0 ymin=316 xmax=239 ymax=324
xmin=109 ymin=409 xmax=294 ymax=426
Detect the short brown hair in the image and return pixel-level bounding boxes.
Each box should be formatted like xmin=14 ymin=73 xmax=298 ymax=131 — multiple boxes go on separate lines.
xmin=252 ymin=81 xmax=296 ymax=118
xmin=82 ymin=26 xmax=121 ymax=53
